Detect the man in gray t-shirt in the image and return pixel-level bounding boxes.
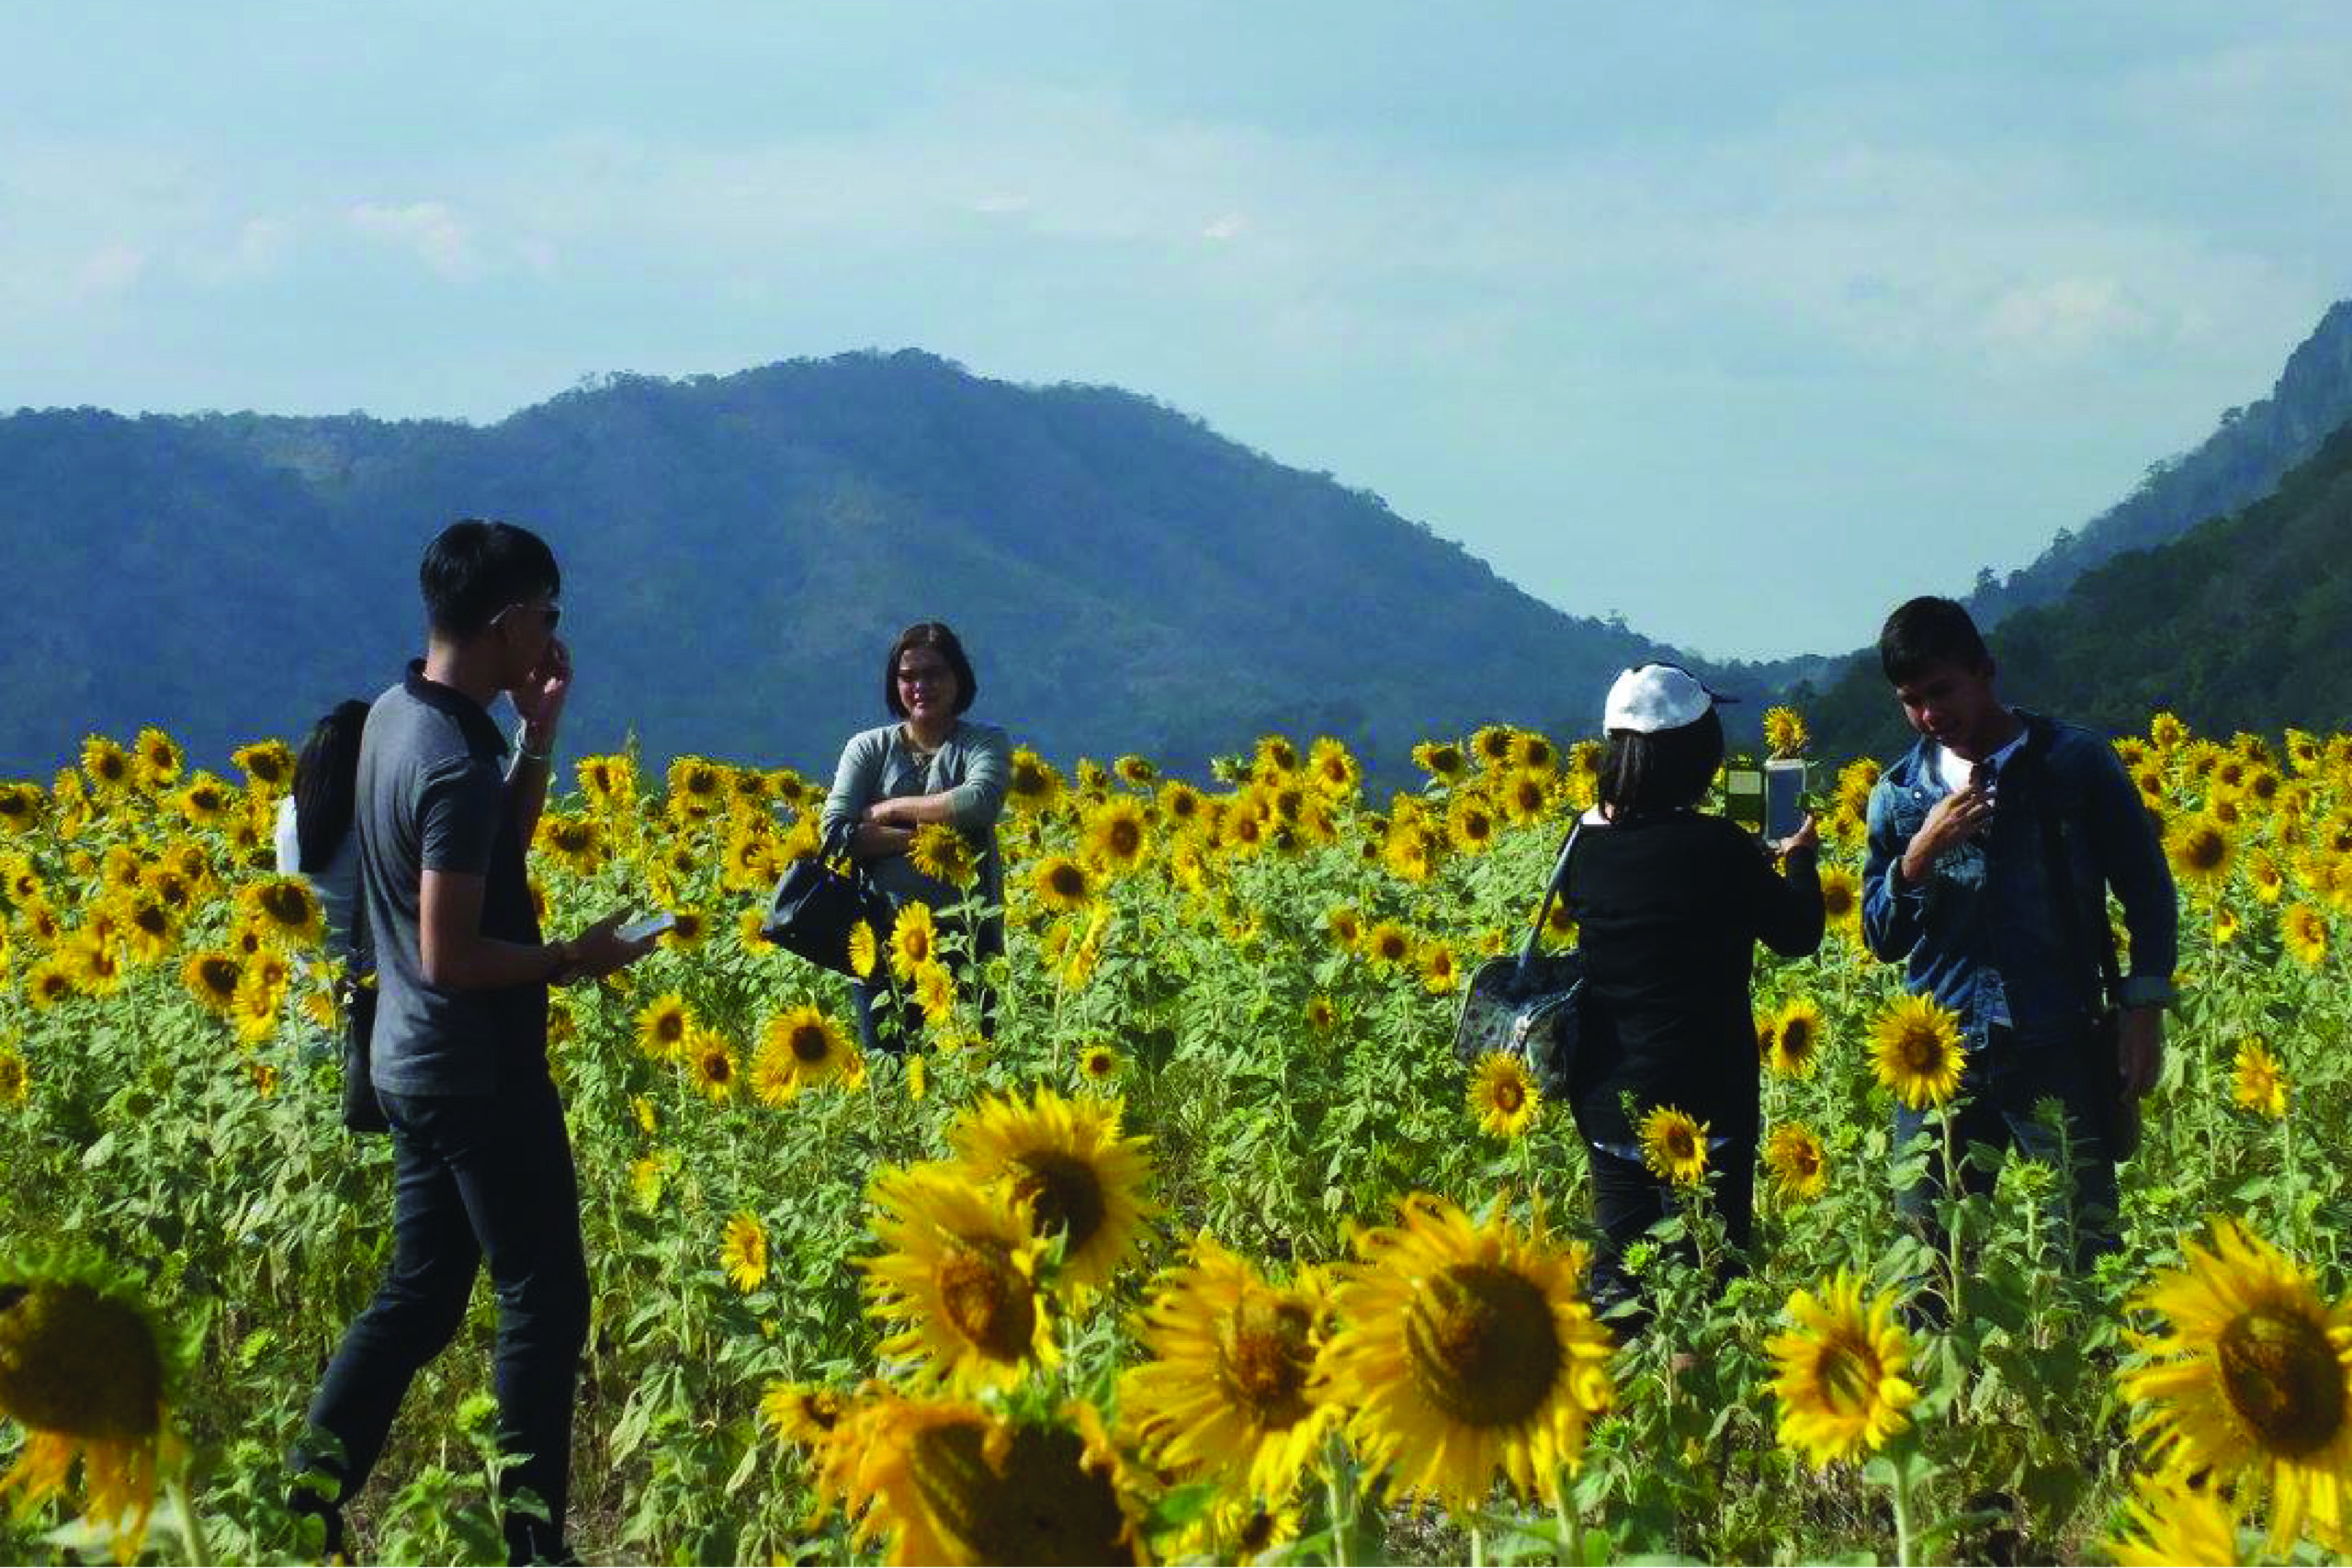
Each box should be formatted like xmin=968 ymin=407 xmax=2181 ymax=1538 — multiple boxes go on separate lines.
xmin=293 ymin=520 xmax=652 ymax=1566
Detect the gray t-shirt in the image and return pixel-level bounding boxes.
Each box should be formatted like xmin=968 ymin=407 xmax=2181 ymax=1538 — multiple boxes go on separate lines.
xmin=356 ymin=662 xmax=548 ymax=1097
xmin=820 ymin=719 xmax=1011 ymax=939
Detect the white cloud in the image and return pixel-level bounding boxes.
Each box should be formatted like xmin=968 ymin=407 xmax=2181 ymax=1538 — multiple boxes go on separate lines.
xmin=1202 ymin=212 xmax=1246 ymax=242
xmin=1980 ymin=276 xmax=2153 ymax=363
xmin=347 ymin=200 xmax=477 ymax=278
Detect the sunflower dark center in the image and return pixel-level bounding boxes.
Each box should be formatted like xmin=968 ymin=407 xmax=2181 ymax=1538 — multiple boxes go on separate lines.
xmin=1405 ymin=1263 xmax=1562 ymax=1429
xmin=1108 ymin=821 xmax=1140 ymax=857
xmin=911 ymin=1419 xmax=1137 ymax=1566
xmin=1901 ymin=1031 xmax=1942 ymax=1074
xmin=1012 ymin=1153 xmax=1107 ymax=1257
xmin=1222 ymin=1294 xmax=1316 ymax=1428
xmin=2218 ymin=1306 xmax=2346 ymax=1457
xmin=1048 ymin=864 xmax=1086 ymax=898
xmin=2186 ymin=830 xmax=2226 ymax=872
xmin=657 ymin=1013 xmax=684 ymax=1043
xmin=1493 ymin=1078 xmax=1525 ymax=1114
xmin=936 ymin=1242 xmax=1036 ymax=1363
xmin=789 ymin=1024 xmax=831 ymax=1065
xmin=261 ymin=884 xmax=311 ymax=925
xmin=1781 ymin=1020 xmax=1815 ymax=1057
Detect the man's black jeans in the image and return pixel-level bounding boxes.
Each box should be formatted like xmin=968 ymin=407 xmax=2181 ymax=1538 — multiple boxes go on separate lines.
xmin=299 ymin=1072 xmax=590 ymax=1564
xmin=1582 ymin=1134 xmax=1757 ymax=1329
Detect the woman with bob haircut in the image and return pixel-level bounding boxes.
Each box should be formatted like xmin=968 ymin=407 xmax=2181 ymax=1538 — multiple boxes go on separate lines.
xmin=820 ymin=621 xmax=1012 ymax=1053
xmin=1556 ymin=662 xmax=1823 ymax=1321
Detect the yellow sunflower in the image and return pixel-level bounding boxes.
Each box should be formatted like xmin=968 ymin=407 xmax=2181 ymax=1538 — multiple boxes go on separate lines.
xmin=1308 ymin=737 xmax=1361 ymax=798
xmin=2282 ymin=903 xmax=2328 ymax=967
xmin=809 ymin=1392 xmax=1141 ymax=1567
xmin=1030 ymin=855 xmax=1094 ymax=915
xmin=1077 ymin=1043 xmax=1121 ymax=1084
xmin=1764 ymin=1122 xmax=1828 ymax=1202
xmin=1363 ymin=920 xmax=1414 ymax=971
xmin=79 ymin=737 xmax=134 ymax=797
xmin=1769 ymin=998 xmax=1826 ymax=1079
xmin=2233 ymin=1040 xmax=2289 ymax=1120
xmin=945 ymin=1086 xmax=1159 ymax=1296
xmin=1471 ymin=725 xmax=1518 ymax=772
xmin=752 ymin=1005 xmax=861 ymax=1105
xmin=1496 ymin=769 xmax=1552 ymax=827
xmin=178 ymin=951 xmax=243 ymax=1017
xmin=910 ymin=961 xmax=957 ymax=1032
xmin=1156 ymin=779 xmax=1204 ymax=831
xmin=1870 ymin=993 xmax=1967 ymax=1110
xmin=685 ymin=1027 xmax=739 ymax=1102
xmin=1445 ymin=794 xmax=1500 ymax=857
xmin=1005 ymin=747 xmax=1066 ymax=814
xmin=1817 ymin=864 xmax=1861 ymax=938
xmin=1120 ymin=1234 xmax=1339 ymax=1503
xmin=1467 ymin=1052 xmax=1540 ymax=1139
xmin=842 ymin=918 xmax=878 ymax=979
xmin=1638 ymin=1105 xmax=1709 ymax=1187
xmin=760 ymin=1382 xmax=846 ymax=1455
xmin=2110 ymin=1469 xmax=2243 ymax=1567
xmin=908 ymin=822 xmax=979 ymax=889
xmin=2122 ymin=1218 xmax=2352 ymax=1552
xmin=635 ymin=990 xmax=693 ymax=1061
xmin=1325 ymin=904 xmax=1363 ymax=951
xmin=1420 ymin=940 xmax=1460 ymax=995
xmin=0 ymin=1049 xmax=28 ymax=1108
xmin=0 ymin=1264 xmax=181 ymax=1564
xmin=0 ymin=785 xmax=41 ymax=838
xmin=2166 ymin=815 xmax=2235 ymax=894
xmin=861 ymin=1163 xmax=1056 ymax=1393
xmin=232 ymin=739 xmax=295 ymax=794
xmin=1413 ymin=739 xmax=1468 ymax=783
xmin=721 ymin=1212 xmax=769 ymax=1292
xmin=1763 ymin=705 xmax=1809 ymax=759
xmin=1313 ymin=1194 xmax=1614 ymax=1513
xmin=1767 ymin=1269 xmax=1919 ymax=1467
xmin=131 ymin=728 xmax=184 ymax=793
xmin=1080 ymin=797 xmax=1151 ymax=875
xmin=25 ymin=959 xmax=78 ymax=1011
xmin=889 ymin=901 xmax=940 ymax=983
xmin=238 ymin=876 xmax=324 ymax=950
xmin=538 ymin=813 xmax=605 ymax=877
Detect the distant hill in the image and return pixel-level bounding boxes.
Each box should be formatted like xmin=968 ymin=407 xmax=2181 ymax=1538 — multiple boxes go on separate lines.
xmin=1804 ymin=414 xmax=2352 ymax=761
xmin=1796 ymin=299 xmax=2352 ymax=759
xmin=1971 ymin=299 xmax=2352 ymax=626
xmin=0 ymin=352 xmax=1698 ymax=783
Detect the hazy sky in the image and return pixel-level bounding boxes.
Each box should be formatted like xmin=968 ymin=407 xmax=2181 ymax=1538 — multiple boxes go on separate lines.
xmin=4 ymin=3 xmax=2346 ymax=657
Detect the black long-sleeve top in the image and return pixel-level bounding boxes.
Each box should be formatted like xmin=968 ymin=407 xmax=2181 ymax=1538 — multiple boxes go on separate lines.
xmin=1559 ymin=808 xmax=1825 ymax=1149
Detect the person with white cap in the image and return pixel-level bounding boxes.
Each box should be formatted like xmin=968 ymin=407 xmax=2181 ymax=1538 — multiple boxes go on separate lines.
xmin=1560 ymin=661 xmax=1824 ymax=1324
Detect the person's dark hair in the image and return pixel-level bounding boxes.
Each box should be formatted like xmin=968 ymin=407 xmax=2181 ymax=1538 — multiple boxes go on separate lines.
xmin=1879 ymin=595 xmax=1991 ymax=686
xmin=420 ymin=519 xmax=560 ymax=641
xmin=883 ymin=622 xmax=978 ymax=717
xmin=294 ymin=700 xmax=372 ymax=874
xmin=1598 ymin=708 xmax=1724 ymax=819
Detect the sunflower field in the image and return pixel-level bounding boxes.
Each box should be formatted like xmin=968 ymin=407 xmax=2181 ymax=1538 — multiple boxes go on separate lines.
xmin=2 ymin=714 xmax=2351 ymax=1565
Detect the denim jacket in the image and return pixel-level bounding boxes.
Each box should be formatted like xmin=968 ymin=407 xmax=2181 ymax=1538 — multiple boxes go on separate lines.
xmin=1861 ymin=710 xmax=2177 ymax=1046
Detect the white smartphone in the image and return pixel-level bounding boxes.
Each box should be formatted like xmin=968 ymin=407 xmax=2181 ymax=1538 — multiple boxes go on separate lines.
xmin=617 ymin=911 xmax=677 ymax=943
xmin=1764 ymin=758 xmax=1807 ymax=842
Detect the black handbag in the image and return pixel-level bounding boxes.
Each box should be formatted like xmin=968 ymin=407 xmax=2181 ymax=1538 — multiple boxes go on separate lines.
xmin=1453 ymin=821 xmax=1587 ymax=1098
xmin=761 ymin=820 xmax=899 ymax=979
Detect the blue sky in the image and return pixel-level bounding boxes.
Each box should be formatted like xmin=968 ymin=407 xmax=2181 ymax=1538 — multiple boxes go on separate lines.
xmin=3 ymin=3 xmax=2346 ymax=657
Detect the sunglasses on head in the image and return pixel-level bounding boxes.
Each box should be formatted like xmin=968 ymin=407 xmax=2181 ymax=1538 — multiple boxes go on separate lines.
xmin=493 ymin=601 xmax=561 ymax=633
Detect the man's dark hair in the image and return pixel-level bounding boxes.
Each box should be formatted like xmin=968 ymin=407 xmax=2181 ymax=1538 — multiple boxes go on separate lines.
xmin=1599 ymin=708 xmax=1724 ymax=819
xmin=883 ymin=622 xmax=978 ymax=717
xmin=294 ymin=700 xmax=373 ymax=874
xmin=420 ymin=520 xmax=560 ymax=641
xmin=1879 ymin=595 xmax=1991 ymax=685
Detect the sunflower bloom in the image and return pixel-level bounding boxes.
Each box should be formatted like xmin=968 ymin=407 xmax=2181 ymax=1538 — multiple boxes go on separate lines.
xmin=809 ymin=1391 xmax=1142 ymax=1566
xmin=1120 ymin=1235 xmax=1339 ymax=1504
xmin=0 ymin=1270 xmax=177 ymax=1563
xmin=1030 ymin=855 xmax=1093 ymax=915
xmin=635 ymin=991 xmax=692 ymax=1060
xmin=889 ymin=902 xmax=940 ymax=983
xmin=1078 ymin=1043 xmax=1121 ymax=1084
xmin=2122 ymin=1219 xmax=2352 ymax=1552
xmin=1638 ymin=1105 xmax=1709 ymax=1187
xmin=1314 ymin=1195 xmax=1614 ymax=1513
xmin=1762 ymin=706 xmax=1809 ymax=759
xmin=945 ymin=1087 xmax=1158 ymax=1296
xmin=2110 ymin=1469 xmax=2242 ymax=1567
xmin=752 ymin=1005 xmax=860 ymax=1104
xmin=908 ymin=823 xmax=979 ymax=890
xmin=721 ymin=1213 xmax=769 ymax=1293
xmin=1769 ymin=998 xmax=1826 ymax=1078
xmin=1764 ymin=1123 xmax=1828 ymax=1202
xmin=1466 ymin=1052 xmax=1540 ymax=1140
xmin=2282 ymin=904 xmax=2328 ymax=967
xmin=2233 ymin=1040 xmax=2289 ymax=1120
xmin=759 ymin=1381 xmax=847 ymax=1451
xmin=862 ymin=1164 xmax=1057 ymax=1393
xmin=2166 ymin=815 xmax=2234 ymax=894
xmin=1767 ymin=1269 xmax=1919 ymax=1467
xmin=1080 ymin=798 xmax=1151 ymax=876
xmin=685 ymin=1028 xmax=739 ymax=1102
xmin=1870 ymin=993 xmax=1967 ymax=1110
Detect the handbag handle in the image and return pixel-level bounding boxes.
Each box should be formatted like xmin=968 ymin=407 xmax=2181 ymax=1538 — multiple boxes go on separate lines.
xmin=1516 ymin=819 xmax=1584 ymax=983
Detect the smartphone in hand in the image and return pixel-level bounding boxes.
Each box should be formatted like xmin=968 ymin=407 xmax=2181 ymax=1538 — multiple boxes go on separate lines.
xmin=617 ymin=911 xmax=678 ymax=944
xmin=1765 ymin=759 xmax=1807 ymax=842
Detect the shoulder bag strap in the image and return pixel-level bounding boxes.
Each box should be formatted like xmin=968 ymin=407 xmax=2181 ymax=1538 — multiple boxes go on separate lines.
xmin=1514 ymin=819 xmax=1584 ymax=982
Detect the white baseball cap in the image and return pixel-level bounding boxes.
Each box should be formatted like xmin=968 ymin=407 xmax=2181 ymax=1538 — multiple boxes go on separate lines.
xmin=1603 ymin=662 xmax=1739 ymax=734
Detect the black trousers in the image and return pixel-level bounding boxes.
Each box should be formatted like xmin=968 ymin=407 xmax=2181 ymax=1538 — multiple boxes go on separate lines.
xmin=300 ymin=1073 xmax=590 ymax=1564
xmin=1580 ymin=1130 xmax=1757 ymax=1328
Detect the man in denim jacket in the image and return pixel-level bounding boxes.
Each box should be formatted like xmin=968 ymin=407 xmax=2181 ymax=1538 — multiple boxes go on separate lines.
xmin=1860 ymin=596 xmax=2177 ymax=1270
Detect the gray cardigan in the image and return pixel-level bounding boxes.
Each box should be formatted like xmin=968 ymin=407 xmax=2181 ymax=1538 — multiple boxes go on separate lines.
xmin=820 ymin=719 xmax=1012 ymax=927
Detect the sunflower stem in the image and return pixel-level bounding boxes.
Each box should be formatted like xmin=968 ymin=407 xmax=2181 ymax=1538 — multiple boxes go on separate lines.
xmin=1467 ymin=1518 xmax=1485 ymax=1567
xmin=1888 ymin=1452 xmax=1916 ymax=1568
xmin=165 ymin=1464 xmax=211 ymax=1567
xmin=1939 ymin=1108 xmax=1965 ymax=1325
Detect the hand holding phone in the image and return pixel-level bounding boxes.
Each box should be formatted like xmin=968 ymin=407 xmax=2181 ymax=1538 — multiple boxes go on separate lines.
xmin=1764 ymin=759 xmax=1807 ymax=842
